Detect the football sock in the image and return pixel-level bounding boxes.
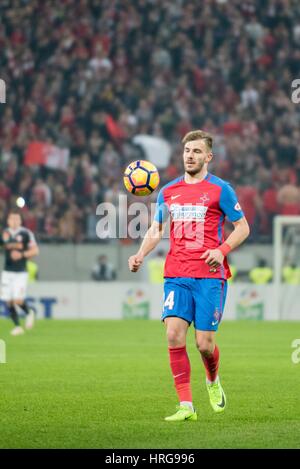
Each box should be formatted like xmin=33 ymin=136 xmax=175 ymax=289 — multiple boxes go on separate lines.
xmin=180 ymin=401 xmax=194 ymax=411
xmin=9 ymin=305 xmax=20 ymax=326
xmin=206 ymin=376 xmax=219 ymax=385
xmin=19 ymin=302 xmax=30 ymax=316
xmin=201 ymin=344 xmax=220 ymax=382
xmin=169 ymin=346 xmax=193 ymax=404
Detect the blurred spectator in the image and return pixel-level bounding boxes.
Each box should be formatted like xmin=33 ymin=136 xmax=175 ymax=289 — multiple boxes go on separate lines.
xmin=27 ymin=260 xmax=39 ymax=283
xmin=91 ymin=255 xmax=116 ymax=281
xmin=277 ymin=184 xmax=300 ymax=216
xmin=147 ymin=249 xmax=165 ymax=284
xmin=228 ymin=259 xmax=238 ymax=283
xmin=282 ymin=263 xmax=300 ymax=285
xmin=249 ymin=259 xmax=273 ymax=284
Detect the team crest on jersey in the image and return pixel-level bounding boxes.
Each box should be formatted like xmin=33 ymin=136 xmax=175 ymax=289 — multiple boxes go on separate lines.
xmin=170 ymin=204 xmax=208 ymax=221
xmin=199 ymin=193 xmax=210 ymax=205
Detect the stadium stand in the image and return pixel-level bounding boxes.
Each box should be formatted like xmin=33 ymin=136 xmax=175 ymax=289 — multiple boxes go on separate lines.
xmin=1 ymin=0 xmax=300 ymax=242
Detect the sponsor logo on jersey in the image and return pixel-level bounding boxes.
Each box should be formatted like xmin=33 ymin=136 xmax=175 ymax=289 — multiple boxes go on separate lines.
xmin=234 ymin=202 xmax=242 ymax=211
xmin=170 ymin=204 xmax=208 ymax=221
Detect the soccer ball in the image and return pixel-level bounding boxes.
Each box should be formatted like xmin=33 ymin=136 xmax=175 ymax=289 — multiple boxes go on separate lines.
xmin=123 ymin=160 xmax=160 ymax=196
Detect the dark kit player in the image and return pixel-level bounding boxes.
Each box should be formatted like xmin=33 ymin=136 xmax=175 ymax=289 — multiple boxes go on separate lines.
xmin=1 ymin=210 xmax=39 ymax=336
xmin=129 ymin=130 xmax=250 ymax=421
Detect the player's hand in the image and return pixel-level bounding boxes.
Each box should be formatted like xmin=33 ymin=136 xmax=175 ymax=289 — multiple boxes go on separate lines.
xmin=10 ymin=250 xmax=23 ymax=261
xmin=200 ymin=249 xmax=224 ymax=267
xmin=128 ymin=253 xmax=144 ymax=272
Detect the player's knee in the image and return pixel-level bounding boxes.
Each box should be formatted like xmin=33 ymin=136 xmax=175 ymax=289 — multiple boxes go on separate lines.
xmin=196 ymin=338 xmax=214 ymax=355
xmin=166 ymin=328 xmax=185 ymax=347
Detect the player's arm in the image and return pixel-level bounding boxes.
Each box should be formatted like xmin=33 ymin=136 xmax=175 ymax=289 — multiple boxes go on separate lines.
xmin=23 ymin=244 xmax=40 ymax=259
xmin=222 ymin=217 xmax=250 ymax=251
xmin=201 ymin=182 xmax=250 ymax=267
xmin=24 ymin=231 xmax=39 ymax=258
xmin=201 ymin=217 xmax=250 ymax=267
xmin=10 ymin=244 xmax=39 ymax=261
xmin=1 ymin=230 xmax=23 ymax=250
xmin=128 ymin=220 xmax=166 ymax=272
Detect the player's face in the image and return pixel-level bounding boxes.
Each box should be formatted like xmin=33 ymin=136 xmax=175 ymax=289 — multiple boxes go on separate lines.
xmin=7 ymin=214 xmax=22 ymax=230
xmin=183 ymin=140 xmax=212 ymax=176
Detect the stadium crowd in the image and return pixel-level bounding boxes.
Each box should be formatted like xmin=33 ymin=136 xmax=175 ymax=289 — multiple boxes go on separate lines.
xmin=1 ymin=0 xmax=300 ymax=242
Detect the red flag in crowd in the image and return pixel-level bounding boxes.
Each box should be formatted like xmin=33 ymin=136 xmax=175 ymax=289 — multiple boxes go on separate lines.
xmin=24 ymin=141 xmax=69 ymax=171
xmin=105 ymin=115 xmax=126 ymax=140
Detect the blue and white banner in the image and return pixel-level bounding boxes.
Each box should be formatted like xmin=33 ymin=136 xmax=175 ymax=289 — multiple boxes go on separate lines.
xmin=0 ymin=282 xmax=299 ymax=320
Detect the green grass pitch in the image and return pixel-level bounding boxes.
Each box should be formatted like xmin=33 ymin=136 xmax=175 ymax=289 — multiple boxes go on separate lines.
xmin=0 ymin=318 xmax=300 ymax=449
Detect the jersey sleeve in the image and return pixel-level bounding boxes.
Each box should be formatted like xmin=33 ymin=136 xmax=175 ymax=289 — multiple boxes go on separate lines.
xmin=220 ymin=183 xmax=244 ymax=222
xmin=154 ymin=188 xmax=169 ymax=224
xmin=27 ymin=230 xmax=37 ymax=247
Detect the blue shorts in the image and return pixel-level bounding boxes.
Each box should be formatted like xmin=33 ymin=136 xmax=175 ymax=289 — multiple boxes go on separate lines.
xmin=162 ymin=278 xmax=228 ymax=331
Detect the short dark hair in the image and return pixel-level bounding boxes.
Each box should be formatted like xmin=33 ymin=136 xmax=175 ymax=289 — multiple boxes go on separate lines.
xmin=7 ymin=209 xmax=23 ymax=221
xmin=8 ymin=209 xmax=22 ymax=216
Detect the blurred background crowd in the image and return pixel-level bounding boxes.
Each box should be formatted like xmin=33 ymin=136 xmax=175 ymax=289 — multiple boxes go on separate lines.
xmin=1 ymin=0 xmax=300 ymax=242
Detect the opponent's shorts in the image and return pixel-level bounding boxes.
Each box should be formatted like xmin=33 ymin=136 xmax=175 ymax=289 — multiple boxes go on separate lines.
xmin=1 ymin=271 xmax=28 ymax=301
xmin=162 ymin=277 xmax=228 ymax=331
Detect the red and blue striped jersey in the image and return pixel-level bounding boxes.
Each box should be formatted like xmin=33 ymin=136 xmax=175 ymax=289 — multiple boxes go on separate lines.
xmin=154 ymin=173 xmax=244 ymax=279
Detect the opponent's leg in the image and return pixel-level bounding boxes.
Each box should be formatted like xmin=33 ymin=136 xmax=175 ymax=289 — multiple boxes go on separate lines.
xmin=196 ymin=330 xmax=226 ymax=412
xmin=13 ymin=273 xmax=34 ymax=330
xmin=9 ymin=302 xmax=20 ymax=326
xmin=8 ymin=302 xmax=24 ymax=336
xmin=1 ymin=272 xmax=19 ymax=331
xmin=164 ymin=317 xmax=197 ymax=421
xmin=15 ymin=299 xmax=35 ymax=330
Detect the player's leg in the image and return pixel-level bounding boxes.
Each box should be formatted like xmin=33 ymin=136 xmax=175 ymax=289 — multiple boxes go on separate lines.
xmin=8 ymin=301 xmax=25 ymax=335
xmin=193 ymin=279 xmax=227 ymax=412
xmin=195 ymin=329 xmax=226 ymax=412
xmin=162 ymin=279 xmax=197 ymax=421
xmin=15 ymin=299 xmax=35 ymax=329
xmin=165 ymin=317 xmax=192 ymax=406
xmin=196 ymin=330 xmax=219 ymax=381
xmin=13 ymin=272 xmax=34 ymax=330
xmin=1 ymin=271 xmax=24 ymax=335
xmin=8 ymin=301 xmax=20 ymax=326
